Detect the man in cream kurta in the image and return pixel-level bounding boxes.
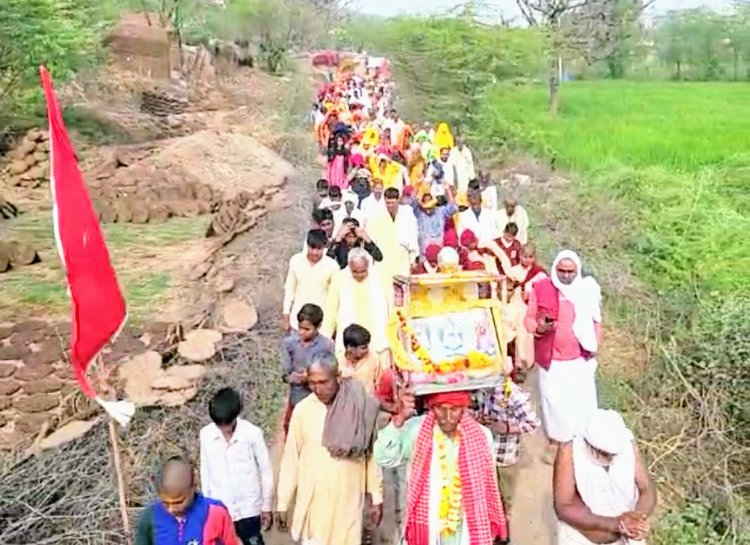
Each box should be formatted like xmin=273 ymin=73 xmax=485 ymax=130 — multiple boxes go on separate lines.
xmin=276 ymin=363 xmax=384 ymax=545
xmin=369 ymin=189 xmax=419 ymax=292
xmin=448 ymin=136 xmax=476 ymax=196
xmin=322 ymin=248 xmax=391 ymax=360
xmin=283 ymin=229 xmax=340 ymax=331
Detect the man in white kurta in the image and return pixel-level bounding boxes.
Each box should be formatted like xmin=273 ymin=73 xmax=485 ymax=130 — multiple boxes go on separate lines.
xmin=495 ymin=196 xmax=530 ymax=245
xmin=448 ymin=135 xmax=476 ymax=195
xmin=458 ymin=190 xmax=498 ymax=245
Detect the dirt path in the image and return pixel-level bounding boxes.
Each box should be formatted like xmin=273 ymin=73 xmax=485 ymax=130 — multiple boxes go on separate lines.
xmin=508 ymin=369 xmax=557 ymax=545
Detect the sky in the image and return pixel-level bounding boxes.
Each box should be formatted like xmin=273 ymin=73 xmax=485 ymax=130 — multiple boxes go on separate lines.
xmin=353 ymin=0 xmax=735 ymax=21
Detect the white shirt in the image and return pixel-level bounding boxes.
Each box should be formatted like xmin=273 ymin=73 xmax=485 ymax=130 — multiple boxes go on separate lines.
xmin=361 ymin=194 xmax=387 ymax=228
xmin=199 ymin=419 xmax=274 ymax=521
xmin=448 ymin=145 xmax=476 ymax=193
xmin=495 ymin=204 xmax=530 ymax=245
xmin=425 ymin=159 xmax=455 ymax=197
xmin=459 ymin=207 xmax=499 ymax=244
xmin=333 ymin=206 xmax=366 ymax=235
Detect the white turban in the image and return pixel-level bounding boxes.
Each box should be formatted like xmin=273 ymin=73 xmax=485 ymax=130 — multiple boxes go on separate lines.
xmin=551 ymin=250 xmax=602 ymax=353
xmin=584 ymin=409 xmax=633 ymax=455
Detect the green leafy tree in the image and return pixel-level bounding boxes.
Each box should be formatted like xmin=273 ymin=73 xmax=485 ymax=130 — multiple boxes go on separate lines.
xmin=0 ymin=0 xmax=104 ymax=136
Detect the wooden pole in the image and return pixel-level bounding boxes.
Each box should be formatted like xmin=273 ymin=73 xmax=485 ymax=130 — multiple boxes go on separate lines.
xmin=108 ymin=419 xmax=133 ymax=545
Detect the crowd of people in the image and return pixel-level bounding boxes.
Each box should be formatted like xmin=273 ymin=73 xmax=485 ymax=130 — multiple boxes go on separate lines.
xmin=135 ymin=58 xmax=657 ymax=545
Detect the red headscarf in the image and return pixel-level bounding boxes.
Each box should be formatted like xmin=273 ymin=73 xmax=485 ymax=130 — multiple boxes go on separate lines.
xmin=402 ymin=185 xmax=414 ymax=198
xmin=465 ymin=261 xmax=485 ymax=271
xmin=443 ymin=229 xmax=459 ymax=249
xmin=460 ymin=229 xmax=478 ymax=248
xmin=425 ymin=390 xmax=471 ymax=409
xmin=424 ymin=243 xmax=441 ymax=264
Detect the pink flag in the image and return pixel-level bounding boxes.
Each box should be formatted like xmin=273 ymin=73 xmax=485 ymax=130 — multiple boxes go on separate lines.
xmin=39 ymin=66 xmax=130 ymax=422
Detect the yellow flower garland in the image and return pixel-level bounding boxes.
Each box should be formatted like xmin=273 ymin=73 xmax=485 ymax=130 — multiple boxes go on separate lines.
xmin=436 ymin=427 xmax=462 ymax=536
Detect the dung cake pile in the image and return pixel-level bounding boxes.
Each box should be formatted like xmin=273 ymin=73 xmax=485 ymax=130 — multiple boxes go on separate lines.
xmin=3 ymin=129 xmax=49 ymax=188
xmin=0 ymin=240 xmax=40 ymax=273
xmin=83 ymin=146 xmax=220 ymax=224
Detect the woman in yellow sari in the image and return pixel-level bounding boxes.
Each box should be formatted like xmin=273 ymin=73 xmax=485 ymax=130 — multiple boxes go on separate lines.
xmin=434 ymin=122 xmax=454 ymax=150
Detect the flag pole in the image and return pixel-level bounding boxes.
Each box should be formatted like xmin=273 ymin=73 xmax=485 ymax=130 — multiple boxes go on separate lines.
xmin=108 ymin=417 xmax=133 ymax=545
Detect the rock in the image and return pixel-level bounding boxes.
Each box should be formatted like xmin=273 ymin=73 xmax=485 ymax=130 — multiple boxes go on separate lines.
xmin=177 ymin=339 xmax=217 ymax=362
xmin=166 ymin=364 xmax=206 ymax=382
xmin=0 ymin=324 xmax=13 ymax=339
xmin=23 ymin=346 xmax=62 ymax=367
xmin=213 ymin=276 xmax=235 ymax=293
xmin=0 ymin=432 xmax=26 ymax=450
xmin=9 ymin=160 xmax=29 ymax=175
xmin=21 ymin=377 xmax=64 ymax=394
xmin=0 ymin=345 xmax=30 ymax=360
xmin=0 ymin=380 xmax=20 ymax=396
xmin=0 ymin=397 xmax=11 ymax=410
xmin=151 ymin=374 xmax=192 ymax=391
xmin=160 ymin=386 xmax=198 ymax=407
xmin=118 ymin=351 xmax=163 ymax=407
xmin=16 ymin=413 xmax=52 ymax=434
xmin=39 ymin=418 xmax=100 ymax=450
xmin=15 ymin=394 xmax=60 ymax=413
xmin=13 ymin=320 xmax=48 ymax=333
xmin=0 ymin=363 xmax=17 ymax=378
xmin=15 ymin=364 xmax=55 ymax=381
xmin=184 ymin=329 xmax=222 ymax=345
xmin=220 ymin=298 xmax=258 ymax=332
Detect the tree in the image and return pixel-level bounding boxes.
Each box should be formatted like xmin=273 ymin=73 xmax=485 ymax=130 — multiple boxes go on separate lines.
xmin=515 ymin=0 xmax=652 ymax=112
xmin=0 ymin=0 xmax=103 ymax=137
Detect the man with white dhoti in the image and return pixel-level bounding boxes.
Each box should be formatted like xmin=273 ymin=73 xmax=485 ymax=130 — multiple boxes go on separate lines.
xmin=554 ymin=409 xmax=657 ymax=545
xmin=524 ymin=250 xmax=602 ymax=463
xmin=322 ymin=248 xmax=391 ymax=361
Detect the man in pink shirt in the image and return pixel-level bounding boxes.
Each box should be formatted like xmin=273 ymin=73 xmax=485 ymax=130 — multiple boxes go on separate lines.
xmin=525 ymin=250 xmax=602 ymax=464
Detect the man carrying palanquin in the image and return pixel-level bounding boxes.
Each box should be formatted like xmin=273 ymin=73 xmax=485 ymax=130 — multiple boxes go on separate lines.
xmin=322 ymin=248 xmax=391 ymax=361
xmin=374 ymin=389 xmax=510 ymax=545
xmin=554 ymin=409 xmax=657 ymax=545
xmin=276 ymin=352 xmax=384 ymax=545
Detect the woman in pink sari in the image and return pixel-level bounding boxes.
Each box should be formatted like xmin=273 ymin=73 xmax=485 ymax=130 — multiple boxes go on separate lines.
xmin=326 ymin=133 xmax=350 ymax=190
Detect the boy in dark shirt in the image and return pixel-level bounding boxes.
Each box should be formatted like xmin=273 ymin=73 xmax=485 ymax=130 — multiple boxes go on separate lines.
xmin=280 ymin=304 xmax=334 ymax=435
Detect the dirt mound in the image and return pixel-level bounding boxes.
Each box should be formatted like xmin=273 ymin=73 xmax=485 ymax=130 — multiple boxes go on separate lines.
xmin=148 ymin=130 xmax=296 ymax=199
xmin=105 ymin=12 xmax=171 ymax=80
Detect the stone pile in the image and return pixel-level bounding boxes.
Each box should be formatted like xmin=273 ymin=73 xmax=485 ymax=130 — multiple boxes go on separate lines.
xmin=3 ymin=128 xmax=50 ymax=188
xmin=206 ymin=189 xmax=272 ymax=239
xmin=141 ymin=81 xmax=189 ymax=117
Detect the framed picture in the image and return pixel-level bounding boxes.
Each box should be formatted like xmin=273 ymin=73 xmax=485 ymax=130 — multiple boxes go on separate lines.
xmin=407 ymin=308 xmax=500 ymax=364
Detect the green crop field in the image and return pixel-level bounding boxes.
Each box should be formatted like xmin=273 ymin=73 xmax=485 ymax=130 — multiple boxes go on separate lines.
xmin=481 ymin=81 xmax=750 ymax=294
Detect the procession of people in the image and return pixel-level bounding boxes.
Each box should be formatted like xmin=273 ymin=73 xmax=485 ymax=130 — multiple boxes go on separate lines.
xmin=137 ymin=54 xmax=656 ymax=545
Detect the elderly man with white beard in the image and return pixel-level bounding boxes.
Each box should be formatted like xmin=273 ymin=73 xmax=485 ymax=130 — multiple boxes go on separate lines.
xmin=553 ymin=409 xmax=657 ymax=545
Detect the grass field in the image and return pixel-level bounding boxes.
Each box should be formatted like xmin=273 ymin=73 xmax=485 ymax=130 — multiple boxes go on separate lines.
xmin=482 ymin=81 xmax=750 ymax=294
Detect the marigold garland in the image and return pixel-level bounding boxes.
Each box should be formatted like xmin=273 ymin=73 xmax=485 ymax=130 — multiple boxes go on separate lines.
xmin=436 ymin=427 xmax=462 ymax=536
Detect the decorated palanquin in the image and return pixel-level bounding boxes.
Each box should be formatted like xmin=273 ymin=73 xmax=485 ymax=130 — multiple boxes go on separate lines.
xmin=387 ymin=271 xmax=509 ymax=395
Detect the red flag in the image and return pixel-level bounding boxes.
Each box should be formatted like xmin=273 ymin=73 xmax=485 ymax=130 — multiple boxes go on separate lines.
xmin=39 ymin=66 xmax=127 ymax=400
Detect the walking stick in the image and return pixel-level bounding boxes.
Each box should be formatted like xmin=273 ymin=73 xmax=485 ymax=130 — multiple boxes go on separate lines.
xmin=109 ymin=418 xmax=133 ymax=545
